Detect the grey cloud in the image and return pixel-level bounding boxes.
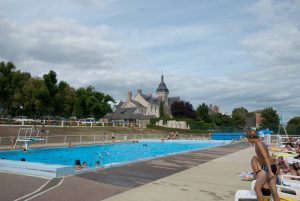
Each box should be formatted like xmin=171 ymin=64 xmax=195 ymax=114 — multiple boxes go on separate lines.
xmin=0 ymin=17 xmax=132 ymax=73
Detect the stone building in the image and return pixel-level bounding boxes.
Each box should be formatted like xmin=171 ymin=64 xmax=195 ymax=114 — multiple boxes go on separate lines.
xmin=103 ymin=75 xmax=180 ymax=127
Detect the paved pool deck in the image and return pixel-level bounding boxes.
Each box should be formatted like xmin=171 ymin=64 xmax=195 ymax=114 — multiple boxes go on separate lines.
xmin=0 ymin=142 xmax=254 ymax=201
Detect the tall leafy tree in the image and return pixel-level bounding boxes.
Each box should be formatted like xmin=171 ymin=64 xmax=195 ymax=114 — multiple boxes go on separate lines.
xmin=196 ymin=103 xmax=210 ymax=122
xmin=211 ymin=113 xmax=232 ymax=126
xmin=0 ymin=61 xmax=31 ymax=116
xmin=171 ymin=101 xmax=197 ymax=119
xmin=159 ymin=101 xmax=165 ymax=118
xmin=286 ymin=117 xmax=300 ymax=135
xmin=74 ymin=86 xmax=114 ymax=119
xmin=259 ymin=107 xmax=279 ymax=132
xmin=54 ymin=81 xmax=76 ymax=117
xmin=232 ymin=107 xmax=248 ymax=128
xmin=20 ymin=77 xmax=50 ymax=117
xmin=42 ymin=70 xmax=59 ymax=116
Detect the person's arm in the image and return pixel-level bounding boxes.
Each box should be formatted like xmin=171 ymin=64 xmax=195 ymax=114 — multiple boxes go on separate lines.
xmin=256 ymin=141 xmax=275 ymax=179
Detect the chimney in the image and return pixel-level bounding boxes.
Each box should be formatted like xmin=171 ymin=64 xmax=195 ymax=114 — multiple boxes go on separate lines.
xmin=137 ymin=89 xmax=142 ymax=95
xmin=128 ymin=91 xmax=132 ymax=101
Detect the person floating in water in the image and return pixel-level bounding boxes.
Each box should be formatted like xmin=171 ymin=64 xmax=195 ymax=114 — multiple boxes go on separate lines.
xmin=82 ymin=161 xmax=87 ymax=168
xmin=74 ymin=159 xmax=82 ymax=170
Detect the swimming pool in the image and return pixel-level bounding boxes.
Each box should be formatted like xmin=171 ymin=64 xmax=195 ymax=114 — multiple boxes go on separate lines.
xmin=0 ymin=140 xmax=230 ymax=167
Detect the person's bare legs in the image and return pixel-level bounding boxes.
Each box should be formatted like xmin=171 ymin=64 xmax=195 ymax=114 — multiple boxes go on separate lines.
xmin=254 ymin=171 xmax=268 ymax=201
xmin=267 ymin=175 xmax=280 ymax=201
xmin=251 ymin=156 xmax=262 ymax=174
xmin=251 ymin=156 xmax=270 ymax=201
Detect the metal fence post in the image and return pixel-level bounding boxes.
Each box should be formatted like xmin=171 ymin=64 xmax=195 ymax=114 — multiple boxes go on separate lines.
xmin=80 ymin=136 xmax=82 ymax=144
xmin=64 ymin=136 xmax=67 ymax=145
xmin=94 ymin=135 xmax=96 ymax=144
xmin=46 ymin=136 xmax=48 ymax=147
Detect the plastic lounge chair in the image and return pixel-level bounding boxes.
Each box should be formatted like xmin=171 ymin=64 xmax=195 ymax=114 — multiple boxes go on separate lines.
xmin=277 ymin=185 xmax=300 ymax=201
xmin=285 ymin=157 xmax=300 ymax=164
xmin=234 ymin=190 xmax=257 ymax=201
xmin=280 ymin=175 xmax=300 ymax=190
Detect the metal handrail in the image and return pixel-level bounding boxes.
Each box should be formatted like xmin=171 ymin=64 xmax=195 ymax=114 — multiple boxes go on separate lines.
xmin=101 ymin=151 xmax=111 ymax=164
xmin=89 ymin=151 xmax=111 ymax=167
xmin=90 ymin=152 xmax=102 ymax=167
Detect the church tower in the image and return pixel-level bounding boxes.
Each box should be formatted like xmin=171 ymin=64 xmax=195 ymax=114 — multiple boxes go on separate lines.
xmin=156 ymin=75 xmax=169 ymax=104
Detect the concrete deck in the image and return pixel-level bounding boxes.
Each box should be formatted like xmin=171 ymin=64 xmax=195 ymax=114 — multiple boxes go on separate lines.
xmin=104 ymin=146 xmax=255 ymax=201
xmin=0 ymin=142 xmax=253 ymax=201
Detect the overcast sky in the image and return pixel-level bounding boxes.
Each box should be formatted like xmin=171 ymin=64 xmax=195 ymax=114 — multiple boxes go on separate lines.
xmin=0 ymin=0 xmax=299 ymax=123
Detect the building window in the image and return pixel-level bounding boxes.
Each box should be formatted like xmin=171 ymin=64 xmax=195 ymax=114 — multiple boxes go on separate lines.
xmin=151 ymin=106 xmax=153 ymax=112
xmin=155 ymin=107 xmax=156 ymax=112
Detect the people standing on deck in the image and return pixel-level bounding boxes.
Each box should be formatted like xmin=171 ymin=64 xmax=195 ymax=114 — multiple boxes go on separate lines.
xmin=40 ymin=123 xmax=46 ymax=138
xmin=112 ymin=132 xmax=115 ymax=143
xmin=245 ymin=128 xmax=280 ymax=201
xmin=10 ymin=136 xmax=17 ymax=149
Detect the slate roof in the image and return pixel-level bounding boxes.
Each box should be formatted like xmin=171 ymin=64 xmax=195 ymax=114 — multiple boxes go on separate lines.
xmin=141 ymin=94 xmax=159 ymax=104
xmin=129 ymin=100 xmax=147 ymax=109
xmin=104 ymin=107 xmax=153 ymax=120
xmin=156 ymin=75 xmax=169 ymax=93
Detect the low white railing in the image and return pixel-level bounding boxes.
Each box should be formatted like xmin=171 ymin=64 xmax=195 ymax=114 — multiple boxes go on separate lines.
xmin=0 ymin=133 xmax=211 ymax=150
xmin=267 ymin=134 xmax=300 ymax=147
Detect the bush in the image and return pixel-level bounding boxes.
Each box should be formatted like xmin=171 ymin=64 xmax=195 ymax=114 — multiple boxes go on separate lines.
xmin=150 ymin=117 xmax=160 ymax=125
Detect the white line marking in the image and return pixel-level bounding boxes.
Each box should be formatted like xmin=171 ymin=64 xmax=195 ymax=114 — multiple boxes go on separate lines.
xmin=23 ymin=177 xmax=64 ymax=201
xmin=14 ymin=179 xmax=51 ymax=201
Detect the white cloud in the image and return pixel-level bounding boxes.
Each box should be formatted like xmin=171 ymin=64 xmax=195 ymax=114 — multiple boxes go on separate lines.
xmin=0 ymin=0 xmax=299 ymax=123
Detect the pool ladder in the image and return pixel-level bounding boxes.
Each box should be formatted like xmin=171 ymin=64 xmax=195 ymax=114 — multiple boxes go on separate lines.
xmin=90 ymin=151 xmax=110 ymax=166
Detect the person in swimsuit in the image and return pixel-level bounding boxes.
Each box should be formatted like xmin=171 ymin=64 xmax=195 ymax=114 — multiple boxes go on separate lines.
xmin=245 ymin=128 xmax=280 ymax=201
xmin=276 ymin=156 xmax=290 ymax=174
xmin=251 ymin=156 xmax=271 ymax=198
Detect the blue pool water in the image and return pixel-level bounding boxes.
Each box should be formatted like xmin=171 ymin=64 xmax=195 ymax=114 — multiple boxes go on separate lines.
xmin=0 ymin=140 xmax=230 ymax=167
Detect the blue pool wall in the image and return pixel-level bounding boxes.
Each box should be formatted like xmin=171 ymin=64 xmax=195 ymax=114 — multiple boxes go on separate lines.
xmin=211 ymin=132 xmax=245 ymax=140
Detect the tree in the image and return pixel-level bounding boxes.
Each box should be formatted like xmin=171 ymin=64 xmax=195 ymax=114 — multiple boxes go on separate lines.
xmin=232 ymin=107 xmax=248 ymax=128
xmin=259 ymin=107 xmax=279 ymax=132
xmin=74 ymin=86 xmax=115 ymax=119
xmin=14 ymin=77 xmax=49 ymax=118
xmin=286 ymin=117 xmax=300 ymax=135
xmin=0 ymin=61 xmax=31 ymax=116
xmin=211 ymin=113 xmax=232 ymax=126
xmin=42 ymin=70 xmax=59 ymax=116
xmin=171 ymin=101 xmax=197 ymax=119
xmin=196 ymin=103 xmax=210 ymax=122
xmin=159 ymin=101 xmax=165 ymax=118
xmin=54 ymin=81 xmax=76 ymax=117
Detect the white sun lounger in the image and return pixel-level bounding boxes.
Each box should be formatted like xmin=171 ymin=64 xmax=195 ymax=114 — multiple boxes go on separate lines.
xmin=285 ymin=157 xmax=300 ymax=165
xmin=234 ymin=190 xmax=257 ymax=201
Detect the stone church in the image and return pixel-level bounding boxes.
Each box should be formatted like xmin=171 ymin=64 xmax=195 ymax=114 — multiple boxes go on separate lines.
xmin=104 ymin=75 xmax=180 ymax=126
